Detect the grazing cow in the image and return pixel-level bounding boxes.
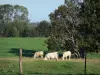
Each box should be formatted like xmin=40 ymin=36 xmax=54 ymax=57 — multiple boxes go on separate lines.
xmin=44 ymin=52 xmax=58 ymax=61
xmin=33 ymin=51 xmax=44 ymax=59
xmin=62 ymin=51 xmax=71 ymax=60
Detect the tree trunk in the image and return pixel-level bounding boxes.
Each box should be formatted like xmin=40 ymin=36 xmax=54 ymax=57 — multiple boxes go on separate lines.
xmin=71 ymin=36 xmax=80 ymax=58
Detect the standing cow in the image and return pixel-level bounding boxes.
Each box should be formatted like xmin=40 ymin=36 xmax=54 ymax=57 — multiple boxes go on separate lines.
xmin=44 ymin=52 xmax=58 ymax=61
xmin=62 ymin=51 xmax=71 ymax=60
xmin=33 ymin=51 xmax=44 ymax=59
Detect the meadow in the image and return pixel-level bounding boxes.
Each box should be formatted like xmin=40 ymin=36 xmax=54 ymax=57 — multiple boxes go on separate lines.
xmin=0 ymin=38 xmax=100 ymax=75
xmin=0 ymin=38 xmax=47 ymax=57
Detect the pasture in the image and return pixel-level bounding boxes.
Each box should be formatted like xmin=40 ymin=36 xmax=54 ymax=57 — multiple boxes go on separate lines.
xmin=0 ymin=38 xmax=100 ymax=75
xmin=0 ymin=38 xmax=47 ymax=57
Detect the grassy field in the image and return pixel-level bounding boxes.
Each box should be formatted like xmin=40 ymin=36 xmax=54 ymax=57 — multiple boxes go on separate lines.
xmin=0 ymin=38 xmax=100 ymax=75
xmin=0 ymin=58 xmax=100 ymax=75
xmin=0 ymin=38 xmax=47 ymax=57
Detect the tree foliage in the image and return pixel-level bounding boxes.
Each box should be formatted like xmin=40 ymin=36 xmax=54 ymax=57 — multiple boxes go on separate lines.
xmin=0 ymin=4 xmax=29 ymax=37
xmin=46 ymin=0 xmax=100 ymax=58
xmin=46 ymin=0 xmax=81 ymax=57
xmin=78 ymin=0 xmax=100 ymax=53
xmin=0 ymin=4 xmax=50 ymax=37
xmin=37 ymin=20 xmax=51 ymax=37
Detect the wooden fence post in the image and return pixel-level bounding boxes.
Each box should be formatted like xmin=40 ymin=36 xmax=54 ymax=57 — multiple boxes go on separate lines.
xmin=84 ymin=51 xmax=86 ymax=75
xmin=19 ymin=48 xmax=23 ymax=75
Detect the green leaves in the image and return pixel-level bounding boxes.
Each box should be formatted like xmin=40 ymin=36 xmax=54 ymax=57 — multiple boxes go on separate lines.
xmin=47 ymin=0 xmax=80 ymax=54
xmin=78 ymin=0 xmax=100 ymax=53
xmin=37 ymin=20 xmax=51 ymax=37
xmin=0 ymin=4 xmax=29 ymax=37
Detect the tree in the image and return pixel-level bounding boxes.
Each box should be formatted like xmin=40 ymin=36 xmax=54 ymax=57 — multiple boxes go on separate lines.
xmin=29 ymin=27 xmax=39 ymax=37
xmin=78 ymin=0 xmax=100 ymax=53
xmin=14 ymin=5 xmax=28 ymax=21
xmin=10 ymin=26 xmax=19 ymax=37
xmin=46 ymin=0 xmax=81 ymax=57
xmin=0 ymin=4 xmax=29 ymax=37
xmin=37 ymin=20 xmax=51 ymax=37
xmin=3 ymin=24 xmax=19 ymax=37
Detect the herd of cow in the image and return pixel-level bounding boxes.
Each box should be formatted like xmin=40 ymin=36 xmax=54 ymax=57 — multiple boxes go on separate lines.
xmin=33 ymin=51 xmax=71 ymax=61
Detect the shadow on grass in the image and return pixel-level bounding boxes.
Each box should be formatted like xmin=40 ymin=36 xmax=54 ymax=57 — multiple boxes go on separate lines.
xmin=8 ymin=48 xmax=84 ymax=59
xmin=9 ymin=48 xmax=48 ymax=57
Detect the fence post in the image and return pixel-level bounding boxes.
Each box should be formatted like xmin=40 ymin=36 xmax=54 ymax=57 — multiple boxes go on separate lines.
xmin=84 ymin=51 xmax=86 ymax=75
xmin=19 ymin=48 xmax=23 ymax=75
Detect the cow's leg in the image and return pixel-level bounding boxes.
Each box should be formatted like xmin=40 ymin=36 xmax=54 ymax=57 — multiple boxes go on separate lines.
xmin=69 ymin=55 xmax=71 ymax=60
xmin=41 ymin=55 xmax=43 ymax=59
xmin=66 ymin=56 xmax=67 ymax=60
xmin=62 ymin=57 xmax=64 ymax=60
xmin=56 ymin=57 xmax=58 ymax=61
xmin=34 ymin=54 xmax=36 ymax=59
xmin=48 ymin=58 xmax=50 ymax=60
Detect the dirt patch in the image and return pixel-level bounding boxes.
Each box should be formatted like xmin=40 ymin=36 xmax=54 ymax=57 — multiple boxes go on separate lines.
xmin=0 ymin=57 xmax=100 ymax=63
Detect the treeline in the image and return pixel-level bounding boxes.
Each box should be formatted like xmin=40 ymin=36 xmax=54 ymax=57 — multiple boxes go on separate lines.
xmin=0 ymin=4 xmax=51 ymax=37
xmin=0 ymin=0 xmax=100 ymax=56
xmin=45 ymin=0 xmax=100 ymax=56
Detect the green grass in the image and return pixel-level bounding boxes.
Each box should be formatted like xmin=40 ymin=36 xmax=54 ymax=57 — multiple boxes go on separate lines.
xmin=87 ymin=52 xmax=100 ymax=59
xmin=0 ymin=58 xmax=100 ymax=75
xmin=0 ymin=37 xmax=100 ymax=58
xmin=0 ymin=38 xmax=100 ymax=58
xmin=0 ymin=38 xmax=100 ymax=75
xmin=0 ymin=38 xmax=47 ymax=57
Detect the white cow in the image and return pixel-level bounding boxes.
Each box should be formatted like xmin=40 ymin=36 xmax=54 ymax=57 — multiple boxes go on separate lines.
xmin=33 ymin=51 xmax=44 ymax=59
xmin=44 ymin=52 xmax=58 ymax=61
xmin=62 ymin=51 xmax=71 ymax=60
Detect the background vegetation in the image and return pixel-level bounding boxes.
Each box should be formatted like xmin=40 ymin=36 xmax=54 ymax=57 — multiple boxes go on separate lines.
xmin=0 ymin=0 xmax=100 ymax=56
xmin=0 ymin=0 xmax=100 ymax=74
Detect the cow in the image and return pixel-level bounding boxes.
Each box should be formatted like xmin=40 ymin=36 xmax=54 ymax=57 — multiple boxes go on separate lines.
xmin=62 ymin=51 xmax=71 ymax=60
xmin=44 ymin=52 xmax=58 ymax=61
xmin=33 ymin=51 xmax=44 ymax=59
